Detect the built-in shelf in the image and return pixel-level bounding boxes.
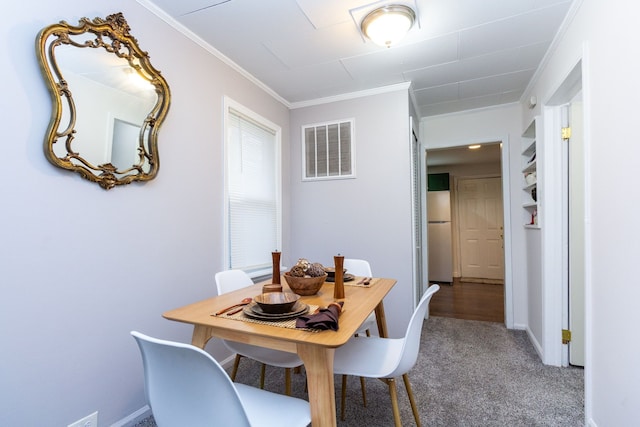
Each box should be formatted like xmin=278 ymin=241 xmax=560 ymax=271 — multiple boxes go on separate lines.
xmin=522 ymin=117 xmax=539 ymax=228
xmin=522 ymin=160 xmax=537 ymax=174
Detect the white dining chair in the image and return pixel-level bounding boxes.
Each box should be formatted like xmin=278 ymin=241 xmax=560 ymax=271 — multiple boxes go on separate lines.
xmin=131 ymin=331 xmax=311 ymax=427
xmin=333 ymin=284 xmax=440 ymax=427
xmin=343 ymin=258 xmax=377 ymax=336
xmin=215 ymin=269 xmax=303 ymax=395
xmin=339 ymin=258 xmax=376 ymax=418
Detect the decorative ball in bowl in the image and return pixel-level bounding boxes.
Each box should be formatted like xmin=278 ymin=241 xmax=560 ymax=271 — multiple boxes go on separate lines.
xmin=253 ymin=292 xmax=300 ymax=314
xmin=283 ymin=272 xmax=328 ymax=296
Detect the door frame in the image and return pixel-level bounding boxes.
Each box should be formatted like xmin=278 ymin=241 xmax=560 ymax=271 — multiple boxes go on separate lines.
xmin=422 ymin=138 xmax=513 ymax=328
xmin=544 ymin=59 xmax=588 ymax=367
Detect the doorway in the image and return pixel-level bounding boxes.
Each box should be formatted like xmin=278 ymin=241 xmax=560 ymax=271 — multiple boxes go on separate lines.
xmin=545 ymin=60 xmax=586 ymax=368
xmin=426 ymin=143 xmax=506 ymax=323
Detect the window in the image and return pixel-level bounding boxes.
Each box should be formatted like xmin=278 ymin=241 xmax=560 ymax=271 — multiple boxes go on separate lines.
xmin=224 ymin=97 xmax=281 ymax=277
xmin=302 ymin=119 xmax=355 ymax=180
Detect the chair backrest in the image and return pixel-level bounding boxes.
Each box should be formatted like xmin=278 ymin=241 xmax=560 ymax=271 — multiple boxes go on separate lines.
xmin=131 ymin=331 xmax=252 ymax=427
xmin=215 ymin=269 xmax=254 ymax=295
xmin=343 ymin=258 xmax=373 ymax=277
xmin=391 ymin=284 xmax=440 ymax=377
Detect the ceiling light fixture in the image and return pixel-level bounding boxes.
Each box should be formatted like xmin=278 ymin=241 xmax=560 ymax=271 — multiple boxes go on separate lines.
xmin=468 ymin=144 xmax=481 ymax=150
xmin=361 ymin=4 xmax=416 ymax=48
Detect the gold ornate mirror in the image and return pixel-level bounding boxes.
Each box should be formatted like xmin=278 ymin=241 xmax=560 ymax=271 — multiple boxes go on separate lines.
xmin=36 ymin=13 xmax=170 ymax=189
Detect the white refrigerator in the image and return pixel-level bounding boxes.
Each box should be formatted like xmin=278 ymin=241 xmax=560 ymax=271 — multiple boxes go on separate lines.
xmin=428 ymin=191 xmax=453 ymax=283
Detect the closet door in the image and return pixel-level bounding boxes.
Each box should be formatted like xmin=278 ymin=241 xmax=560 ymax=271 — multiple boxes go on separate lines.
xmin=458 ymin=177 xmax=504 ymax=281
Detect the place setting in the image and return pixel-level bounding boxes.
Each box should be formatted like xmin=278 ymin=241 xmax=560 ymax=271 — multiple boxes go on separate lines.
xmin=211 ymin=254 xmax=364 ymax=332
xmin=243 ymin=292 xmax=310 ymax=321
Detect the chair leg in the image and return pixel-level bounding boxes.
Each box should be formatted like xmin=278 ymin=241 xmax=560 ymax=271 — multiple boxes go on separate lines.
xmin=340 ymin=374 xmax=348 ymax=420
xmin=387 ymin=378 xmax=402 ymax=427
xmin=259 ymin=363 xmax=266 ymax=389
xmin=359 ymin=376 xmax=367 ymax=407
xmin=350 ymin=331 xmax=368 ymax=408
xmin=285 ymin=368 xmax=292 ymax=396
xmin=403 ymin=374 xmax=421 ymax=427
xmin=230 ymin=354 xmax=242 ymax=381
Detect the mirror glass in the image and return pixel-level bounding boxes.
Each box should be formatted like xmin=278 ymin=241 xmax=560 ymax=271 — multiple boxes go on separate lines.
xmin=36 ymin=13 xmax=170 ymax=189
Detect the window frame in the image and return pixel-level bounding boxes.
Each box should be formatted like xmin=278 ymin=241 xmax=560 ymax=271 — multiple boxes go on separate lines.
xmin=223 ymin=96 xmax=282 ymax=278
xmin=301 ymin=118 xmax=356 ymax=181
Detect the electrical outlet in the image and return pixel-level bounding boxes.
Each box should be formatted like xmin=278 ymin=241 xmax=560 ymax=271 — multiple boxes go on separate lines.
xmin=68 ymin=411 xmax=98 ymax=427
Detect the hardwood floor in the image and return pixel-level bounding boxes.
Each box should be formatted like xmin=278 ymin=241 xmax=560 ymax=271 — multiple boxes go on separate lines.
xmin=429 ymin=277 xmax=504 ymax=323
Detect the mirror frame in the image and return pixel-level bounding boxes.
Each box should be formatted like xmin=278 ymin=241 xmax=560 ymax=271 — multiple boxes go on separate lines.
xmin=36 ymin=12 xmax=171 ymax=190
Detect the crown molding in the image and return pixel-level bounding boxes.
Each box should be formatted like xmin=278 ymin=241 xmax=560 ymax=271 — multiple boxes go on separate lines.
xmin=290 ymin=82 xmax=412 ymax=109
xmin=520 ymin=0 xmax=584 ymax=104
xmin=138 ymin=1 xmax=414 ymax=111
xmin=136 ymin=0 xmax=291 ymax=108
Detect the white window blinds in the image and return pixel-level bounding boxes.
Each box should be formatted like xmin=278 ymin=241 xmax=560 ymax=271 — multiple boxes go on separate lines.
xmin=226 ymin=105 xmax=281 ymax=275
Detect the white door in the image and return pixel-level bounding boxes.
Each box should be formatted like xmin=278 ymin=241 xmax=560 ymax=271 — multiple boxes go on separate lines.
xmin=409 ymin=122 xmax=425 ymax=306
xmin=457 ymin=178 xmax=504 ymax=280
xmin=569 ymin=99 xmax=586 ymax=367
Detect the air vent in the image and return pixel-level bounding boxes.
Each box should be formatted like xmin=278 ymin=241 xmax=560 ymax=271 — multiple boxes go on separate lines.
xmin=302 ymin=119 xmax=355 ymax=181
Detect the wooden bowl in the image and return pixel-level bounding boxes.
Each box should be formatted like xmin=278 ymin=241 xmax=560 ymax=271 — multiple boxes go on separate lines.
xmin=253 ymin=292 xmax=300 ymax=314
xmin=283 ymin=272 xmax=328 ymax=296
xmin=324 ymin=267 xmax=346 ymax=279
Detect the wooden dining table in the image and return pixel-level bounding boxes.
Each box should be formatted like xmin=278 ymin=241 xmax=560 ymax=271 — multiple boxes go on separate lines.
xmin=163 ymin=276 xmax=396 ymax=427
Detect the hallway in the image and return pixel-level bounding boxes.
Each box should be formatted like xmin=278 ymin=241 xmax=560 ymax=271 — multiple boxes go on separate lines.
xmin=430 ymin=278 xmax=504 ymax=323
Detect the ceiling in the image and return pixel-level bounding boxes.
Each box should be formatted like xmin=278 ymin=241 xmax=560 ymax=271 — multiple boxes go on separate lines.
xmin=146 ymin=0 xmax=573 ymax=116
xmin=426 ymin=143 xmax=501 ymax=167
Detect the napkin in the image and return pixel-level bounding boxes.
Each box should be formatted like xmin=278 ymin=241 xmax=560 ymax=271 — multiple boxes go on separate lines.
xmin=296 ymin=301 xmax=344 ymax=331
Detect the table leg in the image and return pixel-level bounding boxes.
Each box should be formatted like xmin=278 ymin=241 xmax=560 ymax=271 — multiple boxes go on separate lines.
xmin=297 ymin=343 xmax=336 ymax=427
xmin=191 ymin=325 xmax=215 ymax=349
xmin=374 ymin=301 xmax=389 ymax=338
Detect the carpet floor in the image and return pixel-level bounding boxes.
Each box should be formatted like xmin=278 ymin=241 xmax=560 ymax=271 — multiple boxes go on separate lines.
xmin=134 ymin=316 xmax=584 ymax=426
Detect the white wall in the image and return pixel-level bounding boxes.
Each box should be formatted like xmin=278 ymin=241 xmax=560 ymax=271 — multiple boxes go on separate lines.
xmin=1 ymin=1 xmax=290 ymax=425
xmin=421 ymin=104 xmax=526 ymax=328
xmin=289 ymin=90 xmax=415 ymax=337
xmin=522 ymin=0 xmax=640 ymax=424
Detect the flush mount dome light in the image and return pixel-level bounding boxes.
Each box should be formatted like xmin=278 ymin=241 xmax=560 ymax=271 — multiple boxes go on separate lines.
xmin=361 ymin=4 xmax=416 ymax=47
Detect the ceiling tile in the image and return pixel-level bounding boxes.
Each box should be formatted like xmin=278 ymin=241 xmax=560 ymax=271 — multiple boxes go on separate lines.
xmin=413 ymin=83 xmax=459 ymax=105
xmin=498 ymin=90 xmax=524 ymax=104
xmin=458 ymin=69 xmax=534 ymax=98
xmin=420 ymin=93 xmax=503 ymax=116
xmin=147 ymin=0 xmax=574 ymax=115
xmin=405 ymin=41 xmax=547 ymax=90
xmin=296 ymin=0 xmax=369 ymax=29
xmin=459 ymin=2 xmax=570 ymax=58
xmin=150 ymin=0 xmax=231 ymax=16
xmin=341 ymin=33 xmax=458 ymax=80
xmin=260 ymin=61 xmax=357 ymax=102
xmin=264 ymin=21 xmax=372 ymax=69
xmin=417 ymin=0 xmax=536 ymax=39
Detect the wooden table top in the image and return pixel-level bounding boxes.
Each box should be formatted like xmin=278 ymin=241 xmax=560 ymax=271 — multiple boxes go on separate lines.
xmin=163 ymin=277 xmax=396 ymax=351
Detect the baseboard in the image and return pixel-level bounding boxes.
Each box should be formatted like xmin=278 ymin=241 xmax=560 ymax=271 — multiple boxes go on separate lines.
xmin=110 ymin=405 xmax=151 ymax=427
xmin=525 ymin=326 xmax=544 ymax=362
xmin=512 ymin=322 xmax=527 ymax=331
